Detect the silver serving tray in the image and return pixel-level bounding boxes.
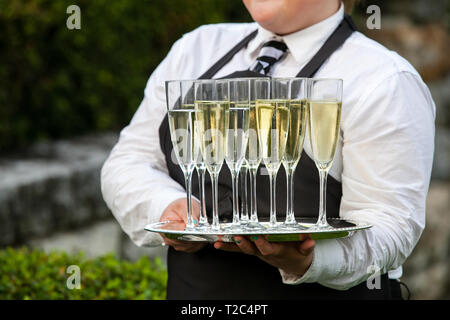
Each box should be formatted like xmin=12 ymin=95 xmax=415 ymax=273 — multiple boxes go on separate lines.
xmin=145 ymin=217 xmax=372 ymax=242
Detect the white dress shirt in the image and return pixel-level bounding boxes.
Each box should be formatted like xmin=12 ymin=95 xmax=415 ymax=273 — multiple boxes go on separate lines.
xmin=101 ymin=3 xmax=435 ymax=290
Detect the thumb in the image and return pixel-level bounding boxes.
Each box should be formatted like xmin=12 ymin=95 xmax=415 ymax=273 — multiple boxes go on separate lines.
xmin=297 ymin=239 xmax=315 ymax=256
xmin=160 ymin=198 xmax=188 ymax=222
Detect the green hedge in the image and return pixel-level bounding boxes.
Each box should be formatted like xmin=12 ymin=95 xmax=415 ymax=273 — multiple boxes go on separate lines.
xmin=0 ymin=0 xmax=251 ymax=151
xmin=0 ymin=247 xmax=167 ymax=299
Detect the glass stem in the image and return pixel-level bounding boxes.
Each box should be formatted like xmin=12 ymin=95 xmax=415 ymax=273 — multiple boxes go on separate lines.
xmin=240 ymin=165 xmax=249 ymax=222
xmin=184 ymin=170 xmax=194 ymax=229
xmin=285 ymin=169 xmax=296 ymax=224
xmin=211 ymin=173 xmax=220 ymax=230
xmin=317 ymin=169 xmax=329 ymax=228
xmin=232 ymin=171 xmax=240 ymax=225
xmin=249 ymin=168 xmax=258 ymax=223
xmin=269 ymin=172 xmax=277 ymax=227
xmin=198 ymin=167 xmax=208 ymax=224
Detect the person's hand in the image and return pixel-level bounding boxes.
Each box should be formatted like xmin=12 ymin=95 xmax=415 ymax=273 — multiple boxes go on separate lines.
xmin=159 ymin=198 xmax=206 ymax=253
xmin=214 ymin=235 xmax=314 ymax=277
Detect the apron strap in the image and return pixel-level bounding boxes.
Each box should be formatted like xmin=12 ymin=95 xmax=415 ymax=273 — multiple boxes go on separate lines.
xmin=199 ymin=15 xmax=357 ymax=80
xmin=297 ymin=15 xmax=356 ymax=77
xmin=199 ymin=30 xmax=258 ymax=80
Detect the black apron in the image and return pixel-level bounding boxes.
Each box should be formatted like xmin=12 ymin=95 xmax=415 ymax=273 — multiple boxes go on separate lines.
xmin=158 ymin=15 xmax=398 ymax=299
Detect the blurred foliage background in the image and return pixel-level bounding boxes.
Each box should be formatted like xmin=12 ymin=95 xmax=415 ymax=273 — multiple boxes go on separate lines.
xmin=0 ymin=0 xmax=252 ymax=152
xmin=0 ymin=247 xmax=167 ymax=299
xmin=1 ymin=0 xmax=449 ymax=151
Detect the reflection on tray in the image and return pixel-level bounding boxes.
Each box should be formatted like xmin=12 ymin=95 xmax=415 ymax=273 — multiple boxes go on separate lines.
xmin=152 ymin=220 xmax=186 ymax=231
xmin=296 ymin=217 xmax=356 ymax=228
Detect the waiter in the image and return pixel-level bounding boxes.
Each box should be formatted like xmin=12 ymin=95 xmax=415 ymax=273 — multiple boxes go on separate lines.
xmin=101 ymin=0 xmax=435 ymax=299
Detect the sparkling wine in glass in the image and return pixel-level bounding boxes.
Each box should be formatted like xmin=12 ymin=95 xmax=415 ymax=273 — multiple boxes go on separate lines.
xmin=244 ymin=78 xmax=267 ymax=230
xmin=194 ymin=79 xmax=230 ymax=230
xmin=165 ymin=80 xmax=197 ymax=231
xmin=175 ymin=80 xmax=210 ymax=230
xmin=308 ymin=78 xmax=343 ymax=229
xmin=281 ymin=78 xmax=308 ymax=230
xmin=225 ymin=78 xmax=250 ymax=231
xmin=256 ymin=78 xmax=290 ymax=229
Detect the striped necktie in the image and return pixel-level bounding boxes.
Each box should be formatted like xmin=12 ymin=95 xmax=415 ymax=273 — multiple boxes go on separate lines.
xmin=249 ymin=40 xmax=288 ymax=75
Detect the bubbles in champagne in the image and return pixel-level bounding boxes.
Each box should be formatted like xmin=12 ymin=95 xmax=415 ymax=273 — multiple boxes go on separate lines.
xmin=255 ymin=99 xmax=290 ymax=174
xmin=308 ymin=100 xmax=342 ymax=171
xmin=194 ymin=101 xmax=230 ymax=175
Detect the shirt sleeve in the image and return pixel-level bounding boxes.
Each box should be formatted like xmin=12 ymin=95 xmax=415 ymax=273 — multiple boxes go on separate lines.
xmin=100 ymin=36 xmax=190 ymax=248
xmin=279 ymin=71 xmax=435 ymax=289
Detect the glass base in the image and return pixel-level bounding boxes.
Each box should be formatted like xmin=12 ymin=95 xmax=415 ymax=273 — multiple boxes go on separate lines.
xmin=222 ymin=223 xmax=246 ymax=233
xmin=184 ymin=225 xmax=197 ymax=232
xmin=279 ymin=222 xmax=308 ymax=231
xmin=210 ymin=225 xmax=223 ymax=232
xmin=242 ymin=221 xmax=265 ymax=231
xmin=195 ymin=221 xmax=210 ymax=231
xmin=239 ymin=216 xmax=250 ymax=225
xmin=265 ymin=221 xmax=281 ymax=232
xmin=310 ymin=221 xmax=334 ymax=231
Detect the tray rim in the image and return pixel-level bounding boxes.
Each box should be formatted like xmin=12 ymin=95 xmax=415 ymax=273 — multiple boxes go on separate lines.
xmin=144 ymin=217 xmax=372 ymax=236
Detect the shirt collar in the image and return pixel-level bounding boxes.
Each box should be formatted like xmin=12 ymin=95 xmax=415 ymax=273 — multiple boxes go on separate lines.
xmin=247 ymin=3 xmax=345 ymax=66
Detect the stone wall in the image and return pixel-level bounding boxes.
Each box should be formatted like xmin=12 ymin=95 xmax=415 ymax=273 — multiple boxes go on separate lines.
xmin=402 ymin=182 xmax=450 ymax=299
xmin=0 ymin=132 xmax=168 ymax=263
xmin=0 ymin=134 xmax=118 ymax=246
xmin=27 ymin=218 xmax=168 ymax=264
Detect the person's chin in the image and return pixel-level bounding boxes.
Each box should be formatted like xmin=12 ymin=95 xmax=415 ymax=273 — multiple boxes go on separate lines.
xmin=256 ymin=18 xmax=284 ymax=34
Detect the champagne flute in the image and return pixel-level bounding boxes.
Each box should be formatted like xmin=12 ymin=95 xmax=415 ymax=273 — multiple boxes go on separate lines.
xmin=281 ymin=78 xmax=308 ymax=230
xmin=175 ymin=80 xmax=210 ymax=230
xmin=245 ymin=78 xmax=267 ymax=230
xmin=194 ymin=79 xmax=230 ymax=231
xmin=165 ymin=80 xmax=197 ymax=231
xmin=256 ymin=78 xmax=290 ymax=229
xmin=225 ymin=78 xmax=250 ymax=231
xmin=308 ymin=78 xmax=343 ymax=229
